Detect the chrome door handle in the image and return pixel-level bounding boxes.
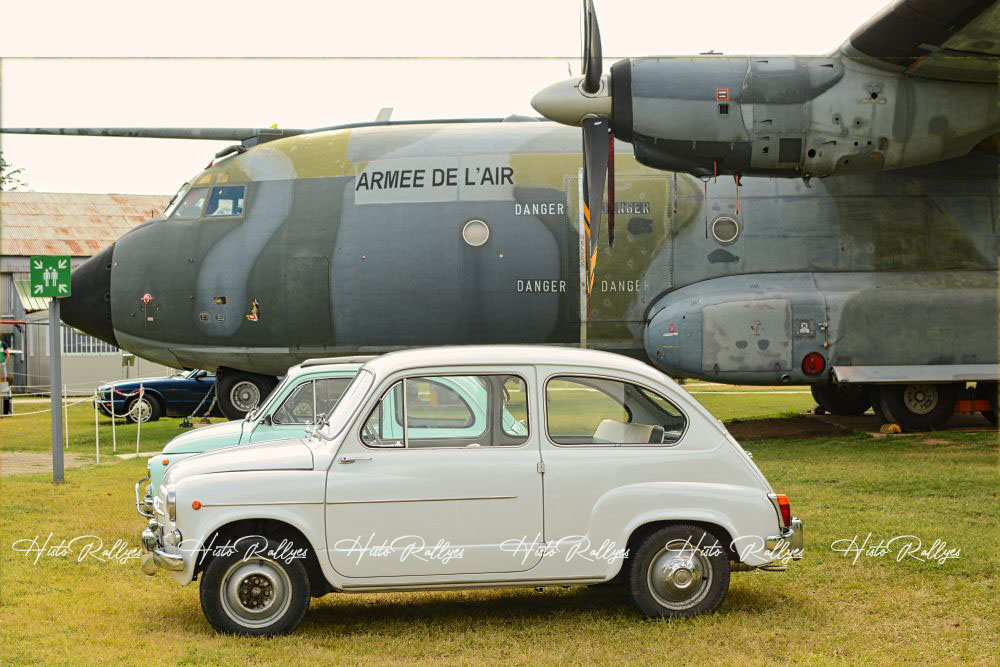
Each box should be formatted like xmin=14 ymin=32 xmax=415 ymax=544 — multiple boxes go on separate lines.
xmin=339 ymin=455 xmax=373 ymax=464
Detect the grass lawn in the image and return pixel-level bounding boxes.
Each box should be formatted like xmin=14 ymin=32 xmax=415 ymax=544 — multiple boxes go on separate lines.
xmin=1 ymin=393 xmax=996 ymax=663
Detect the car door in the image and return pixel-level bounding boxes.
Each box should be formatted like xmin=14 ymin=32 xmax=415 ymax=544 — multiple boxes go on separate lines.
xmin=325 ymin=368 xmax=543 ymax=578
xmin=537 ymin=370 xmax=690 ymax=577
xmin=249 ymin=375 xmax=354 ymax=443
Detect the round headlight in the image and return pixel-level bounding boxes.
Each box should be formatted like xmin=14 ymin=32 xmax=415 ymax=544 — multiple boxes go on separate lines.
xmin=166 ymin=489 xmax=177 ymax=522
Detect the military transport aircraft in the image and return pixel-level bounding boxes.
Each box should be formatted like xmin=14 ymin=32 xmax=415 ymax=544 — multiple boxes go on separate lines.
xmin=3 ymin=0 xmax=997 ymax=431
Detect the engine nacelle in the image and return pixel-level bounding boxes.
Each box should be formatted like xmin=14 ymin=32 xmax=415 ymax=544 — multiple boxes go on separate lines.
xmin=611 ymin=56 xmax=998 ymax=178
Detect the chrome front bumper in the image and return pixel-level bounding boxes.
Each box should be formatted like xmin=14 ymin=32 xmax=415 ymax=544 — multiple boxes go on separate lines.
xmin=135 ymin=477 xmax=154 ymax=518
xmin=140 ymin=528 xmax=184 ymax=576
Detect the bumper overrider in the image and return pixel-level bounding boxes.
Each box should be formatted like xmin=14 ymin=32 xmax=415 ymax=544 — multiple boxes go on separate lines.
xmin=761 ymin=517 xmax=804 ymax=570
xmin=140 ymin=525 xmax=184 ymax=576
xmin=135 ymin=477 xmax=154 ymax=518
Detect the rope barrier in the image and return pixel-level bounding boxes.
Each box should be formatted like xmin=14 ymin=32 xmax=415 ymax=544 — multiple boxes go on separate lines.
xmin=0 ymin=395 xmax=94 ymax=416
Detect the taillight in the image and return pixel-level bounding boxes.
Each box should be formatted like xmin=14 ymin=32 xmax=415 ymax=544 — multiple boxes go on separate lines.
xmin=775 ymin=493 xmax=792 ymax=527
xmin=801 ymin=352 xmax=825 ymax=375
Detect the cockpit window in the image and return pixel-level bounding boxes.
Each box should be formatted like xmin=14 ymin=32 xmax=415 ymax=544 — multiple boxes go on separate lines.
xmin=173 ymin=187 xmax=209 ymax=218
xmin=205 ymin=185 xmax=245 ymax=217
xmin=163 ymin=183 xmax=190 ymax=218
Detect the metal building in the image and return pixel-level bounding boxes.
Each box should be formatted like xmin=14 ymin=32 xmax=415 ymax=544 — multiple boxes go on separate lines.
xmin=1 ymin=192 xmax=175 ymax=394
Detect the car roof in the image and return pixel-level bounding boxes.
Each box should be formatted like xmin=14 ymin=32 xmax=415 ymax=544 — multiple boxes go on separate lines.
xmin=284 ymin=357 xmax=373 ymax=378
xmin=362 ymin=345 xmax=663 ymax=381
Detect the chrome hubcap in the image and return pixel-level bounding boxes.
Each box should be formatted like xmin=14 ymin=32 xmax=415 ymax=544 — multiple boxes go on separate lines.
xmin=647 ymin=539 xmax=713 ymax=610
xmin=220 ymin=557 xmax=291 ymax=628
xmin=130 ymin=398 xmax=152 ymax=422
xmin=230 ymin=381 xmax=261 ymax=413
xmin=903 ymin=384 xmax=938 ymax=415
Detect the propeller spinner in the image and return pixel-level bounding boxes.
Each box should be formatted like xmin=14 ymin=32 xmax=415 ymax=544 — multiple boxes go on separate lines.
xmin=532 ymin=0 xmax=617 ymax=304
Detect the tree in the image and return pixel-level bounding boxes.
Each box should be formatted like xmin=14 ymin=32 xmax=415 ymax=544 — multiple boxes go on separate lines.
xmin=0 ymin=151 xmax=27 ymax=191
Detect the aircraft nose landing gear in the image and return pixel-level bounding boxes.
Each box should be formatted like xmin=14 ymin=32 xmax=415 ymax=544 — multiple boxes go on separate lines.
xmin=216 ymin=368 xmax=278 ymax=420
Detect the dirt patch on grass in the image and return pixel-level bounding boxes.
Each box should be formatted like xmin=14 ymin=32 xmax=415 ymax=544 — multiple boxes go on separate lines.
xmin=726 ymin=416 xmax=847 ymax=441
xmin=728 ymin=413 xmax=996 ymax=441
xmin=0 ymin=451 xmax=105 ymax=476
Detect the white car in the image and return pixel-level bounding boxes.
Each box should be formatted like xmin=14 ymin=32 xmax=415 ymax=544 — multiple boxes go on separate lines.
xmin=141 ymin=346 xmax=803 ymax=636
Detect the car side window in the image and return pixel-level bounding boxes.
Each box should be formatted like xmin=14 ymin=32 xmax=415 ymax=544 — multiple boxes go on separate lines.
xmin=314 ymin=377 xmax=353 ymax=418
xmin=360 ymin=375 xmax=529 ymax=449
xmin=546 ymin=376 xmax=686 ymax=446
xmin=271 ymin=381 xmax=315 ymax=425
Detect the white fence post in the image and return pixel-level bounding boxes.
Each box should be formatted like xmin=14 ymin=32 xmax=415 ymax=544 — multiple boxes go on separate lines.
xmin=110 ymin=391 xmax=117 ymax=453
xmin=63 ymin=384 xmax=69 ymax=449
xmin=135 ymin=385 xmax=143 ymax=454
xmin=93 ymin=391 xmax=100 ymax=465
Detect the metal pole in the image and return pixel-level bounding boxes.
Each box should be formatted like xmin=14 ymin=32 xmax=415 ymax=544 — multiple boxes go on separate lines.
xmin=49 ymin=301 xmax=64 ymax=483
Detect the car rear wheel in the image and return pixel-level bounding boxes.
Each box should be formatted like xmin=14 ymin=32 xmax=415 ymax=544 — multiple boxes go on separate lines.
xmin=200 ymin=536 xmax=310 ymax=636
xmin=126 ymin=395 xmax=161 ymax=423
xmin=629 ymin=524 xmax=730 ymax=618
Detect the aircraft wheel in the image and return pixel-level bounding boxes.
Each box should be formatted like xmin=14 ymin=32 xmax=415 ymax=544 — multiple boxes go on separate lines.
xmin=875 ymin=383 xmax=959 ymax=432
xmin=218 ymin=371 xmax=277 ymax=420
xmin=975 ymin=381 xmax=998 ymax=426
xmin=810 ymin=383 xmax=870 ymax=416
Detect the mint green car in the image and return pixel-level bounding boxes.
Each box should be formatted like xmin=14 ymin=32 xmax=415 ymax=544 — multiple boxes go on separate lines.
xmin=135 ymin=358 xmax=369 ymax=516
xmin=135 ymin=357 xmax=529 ymax=516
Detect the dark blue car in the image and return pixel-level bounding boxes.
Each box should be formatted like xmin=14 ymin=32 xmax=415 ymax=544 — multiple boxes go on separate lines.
xmin=96 ymin=370 xmax=220 ymax=423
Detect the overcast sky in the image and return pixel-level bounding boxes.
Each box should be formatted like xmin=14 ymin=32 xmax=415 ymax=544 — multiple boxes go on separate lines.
xmin=0 ymin=0 xmax=889 ymax=194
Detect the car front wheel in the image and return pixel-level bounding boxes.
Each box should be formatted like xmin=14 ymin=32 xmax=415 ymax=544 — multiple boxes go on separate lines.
xmin=629 ymin=524 xmax=730 ymax=618
xmin=199 ymin=536 xmax=310 ymax=636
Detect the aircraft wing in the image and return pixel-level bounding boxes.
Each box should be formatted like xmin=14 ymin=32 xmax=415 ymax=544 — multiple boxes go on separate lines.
xmin=840 ymin=0 xmax=1000 ymax=83
xmin=0 ymin=127 xmax=306 ymax=147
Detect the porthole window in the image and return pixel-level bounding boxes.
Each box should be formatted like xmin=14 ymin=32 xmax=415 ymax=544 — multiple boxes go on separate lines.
xmin=462 ymin=219 xmax=490 ymax=247
xmin=711 ymin=216 xmax=740 ymax=244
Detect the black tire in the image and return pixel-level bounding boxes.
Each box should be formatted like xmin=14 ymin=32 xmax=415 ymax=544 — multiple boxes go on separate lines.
xmin=125 ymin=394 xmax=162 ymax=424
xmin=876 ymin=383 xmax=959 ymax=432
xmin=199 ymin=536 xmax=310 ymax=636
xmin=628 ymin=524 xmax=730 ymax=619
xmin=810 ymin=383 xmax=870 ymax=416
xmin=975 ymin=381 xmax=998 ymax=427
xmin=217 ymin=371 xmax=276 ymax=421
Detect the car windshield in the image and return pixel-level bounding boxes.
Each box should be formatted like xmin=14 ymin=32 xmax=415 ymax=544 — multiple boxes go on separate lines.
xmin=313 ymin=369 xmax=374 ymax=441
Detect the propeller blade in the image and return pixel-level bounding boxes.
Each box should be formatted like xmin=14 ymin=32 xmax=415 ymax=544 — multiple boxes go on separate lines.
xmin=582 ymin=116 xmax=610 ymax=269
xmin=580 ymin=0 xmax=603 ymax=95
xmin=607 ymin=130 xmax=615 ymax=248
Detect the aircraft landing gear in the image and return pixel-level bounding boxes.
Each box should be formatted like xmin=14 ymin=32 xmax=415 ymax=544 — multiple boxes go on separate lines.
xmin=874 ymin=383 xmax=959 ymax=432
xmin=810 ymin=383 xmax=870 ymax=416
xmin=975 ymin=381 xmax=998 ymax=426
xmin=217 ymin=368 xmax=278 ymax=421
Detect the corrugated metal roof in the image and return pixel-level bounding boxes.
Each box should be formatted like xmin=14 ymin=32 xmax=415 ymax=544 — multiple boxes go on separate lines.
xmin=0 ymin=192 xmax=170 ymax=257
xmin=14 ymin=278 xmax=50 ymax=313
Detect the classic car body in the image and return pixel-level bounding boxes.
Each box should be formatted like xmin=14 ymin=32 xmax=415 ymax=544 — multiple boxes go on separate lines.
xmin=97 ymin=369 xmax=217 ymax=422
xmin=136 ymin=358 xmax=368 ymax=512
xmin=140 ymin=346 xmax=802 ymax=635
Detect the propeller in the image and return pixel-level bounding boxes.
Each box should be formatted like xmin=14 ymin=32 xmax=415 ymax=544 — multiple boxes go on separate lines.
xmin=581 ymin=0 xmax=603 ymax=95
xmin=534 ymin=0 xmax=616 ymax=299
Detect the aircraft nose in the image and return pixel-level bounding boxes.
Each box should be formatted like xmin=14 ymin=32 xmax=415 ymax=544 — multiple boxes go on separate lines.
xmin=60 ymin=242 xmax=118 ymax=347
